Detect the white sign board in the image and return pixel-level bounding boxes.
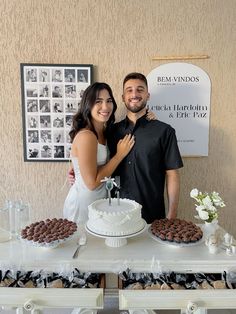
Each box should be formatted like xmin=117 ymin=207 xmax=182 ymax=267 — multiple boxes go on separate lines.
xmin=147 ymin=63 xmax=211 ymax=156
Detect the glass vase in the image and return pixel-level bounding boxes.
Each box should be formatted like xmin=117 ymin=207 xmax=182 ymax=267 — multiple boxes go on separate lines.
xmin=204 ymin=219 xmax=219 ymax=238
xmin=0 ymin=201 xmax=11 ymax=242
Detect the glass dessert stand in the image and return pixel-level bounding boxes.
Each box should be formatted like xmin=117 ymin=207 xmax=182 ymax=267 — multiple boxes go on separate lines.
xmin=85 ymin=219 xmax=147 ymax=247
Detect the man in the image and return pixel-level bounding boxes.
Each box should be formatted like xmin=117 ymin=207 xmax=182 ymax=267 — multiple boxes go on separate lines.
xmin=108 ymin=72 xmax=183 ymax=223
xmin=108 ymin=72 xmax=183 ymax=314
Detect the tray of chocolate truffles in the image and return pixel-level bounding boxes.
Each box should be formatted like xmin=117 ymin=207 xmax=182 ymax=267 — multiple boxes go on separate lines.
xmin=149 ymin=218 xmax=204 ymax=247
xmin=20 ymin=218 xmax=78 ymax=248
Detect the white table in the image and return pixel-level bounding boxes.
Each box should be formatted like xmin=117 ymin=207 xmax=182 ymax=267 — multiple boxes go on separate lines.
xmin=0 ymin=225 xmax=235 ymax=313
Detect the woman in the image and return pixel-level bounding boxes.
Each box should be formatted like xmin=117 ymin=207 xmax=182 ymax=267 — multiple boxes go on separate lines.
xmin=63 ymin=82 xmax=135 ymax=224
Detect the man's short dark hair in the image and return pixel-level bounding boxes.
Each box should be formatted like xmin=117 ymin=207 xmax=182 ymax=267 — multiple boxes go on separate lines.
xmin=123 ymin=72 xmax=148 ymax=88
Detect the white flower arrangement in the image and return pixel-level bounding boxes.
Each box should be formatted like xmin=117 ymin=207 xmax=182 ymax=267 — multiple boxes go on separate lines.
xmin=190 ymin=189 xmax=225 ymax=223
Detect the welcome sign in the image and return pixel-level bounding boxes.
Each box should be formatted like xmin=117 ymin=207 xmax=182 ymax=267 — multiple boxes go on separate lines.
xmin=147 ymin=63 xmax=211 ymax=156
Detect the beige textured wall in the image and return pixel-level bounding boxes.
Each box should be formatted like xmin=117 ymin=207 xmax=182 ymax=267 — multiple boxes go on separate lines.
xmin=0 ymin=0 xmax=235 ymax=236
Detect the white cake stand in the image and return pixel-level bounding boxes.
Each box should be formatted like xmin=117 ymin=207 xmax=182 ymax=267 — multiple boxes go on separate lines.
xmin=85 ymin=220 xmax=147 ymax=248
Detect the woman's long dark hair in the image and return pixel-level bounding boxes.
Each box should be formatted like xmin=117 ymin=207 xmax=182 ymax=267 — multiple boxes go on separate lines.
xmin=69 ymin=82 xmax=117 ymax=142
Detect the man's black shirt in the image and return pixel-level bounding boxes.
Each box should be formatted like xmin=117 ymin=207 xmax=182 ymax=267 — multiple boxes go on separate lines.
xmin=107 ymin=115 xmax=183 ymax=224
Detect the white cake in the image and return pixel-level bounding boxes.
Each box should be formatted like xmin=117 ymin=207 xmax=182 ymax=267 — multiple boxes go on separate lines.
xmin=86 ymin=198 xmax=145 ymax=236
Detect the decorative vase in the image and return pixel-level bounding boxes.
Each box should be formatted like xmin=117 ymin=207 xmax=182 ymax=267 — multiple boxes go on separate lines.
xmin=204 ymin=219 xmax=219 ymax=238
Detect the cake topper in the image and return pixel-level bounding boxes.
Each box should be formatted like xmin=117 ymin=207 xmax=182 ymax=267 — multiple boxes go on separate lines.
xmin=101 ymin=177 xmax=120 ymax=205
xmin=115 ymin=176 xmax=120 ymax=205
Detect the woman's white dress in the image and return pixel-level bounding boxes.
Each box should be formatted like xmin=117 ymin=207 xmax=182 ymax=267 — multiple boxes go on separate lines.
xmin=63 ymin=143 xmax=108 ymax=224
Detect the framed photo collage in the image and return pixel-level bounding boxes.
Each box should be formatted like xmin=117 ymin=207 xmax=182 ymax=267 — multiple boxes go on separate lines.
xmin=20 ymin=63 xmax=93 ymax=161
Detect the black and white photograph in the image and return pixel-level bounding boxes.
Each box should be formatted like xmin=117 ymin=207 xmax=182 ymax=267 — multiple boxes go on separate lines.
xmin=65 ymin=100 xmax=77 ymax=113
xmin=28 ymin=130 xmax=39 ymax=143
xmin=52 ymin=85 xmax=63 ymax=98
xmin=39 ymin=68 xmax=50 ymax=82
xmin=28 ymin=146 xmax=39 ymax=159
xmin=21 ymin=63 xmax=93 ymax=161
xmin=26 ymin=84 xmax=38 ymax=97
xmin=77 ymin=69 xmax=88 ymax=82
xmin=52 ymin=68 xmax=63 ymax=82
xmin=65 ymin=84 xmax=76 ymax=98
xmin=26 ymin=68 xmax=37 ymax=82
xmin=28 ymin=115 xmax=38 ymax=128
xmin=40 ymin=130 xmax=52 ymax=143
xmin=39 ymin=84 xmax=50 ymax=97
xmin=76 ymin=84 xmax=88 ymax=103
xmin=39 ymin=100 xmax=51 ymax=112
xmin=64 ymin=69 xmax=75 ymax=82
xmin=65 ymin=115 xmax=73 ymax=128
xmin=52 ymin=99 xmax=63 ymax=112
xmin=54 ymin=145 xmax=64 ymax=158
xmin=53 ymin=130 xmax=64 ymax=143
xmin=27 ymin=99 xmax=38 ymax=112
xmin=53 ymin=115 xmax=64 ymax=128
xmin=65 ymin=129 xmax=71 ymax=143
xmin=40 ymin=115 xmax=51 ymax=128
xmin=65 ymin=145 xmax=71 ymax=158
xmin=41 ymin=145 xmax=52 ymax=158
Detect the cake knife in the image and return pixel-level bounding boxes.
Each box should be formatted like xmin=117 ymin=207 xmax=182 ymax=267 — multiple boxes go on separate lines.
xmin=72 ymin=233 xmax=87 ymax=259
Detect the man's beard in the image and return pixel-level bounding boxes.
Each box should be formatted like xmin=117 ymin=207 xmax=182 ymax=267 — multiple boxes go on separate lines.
xmin=125 ymin=100 xmax=147 ymax=113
